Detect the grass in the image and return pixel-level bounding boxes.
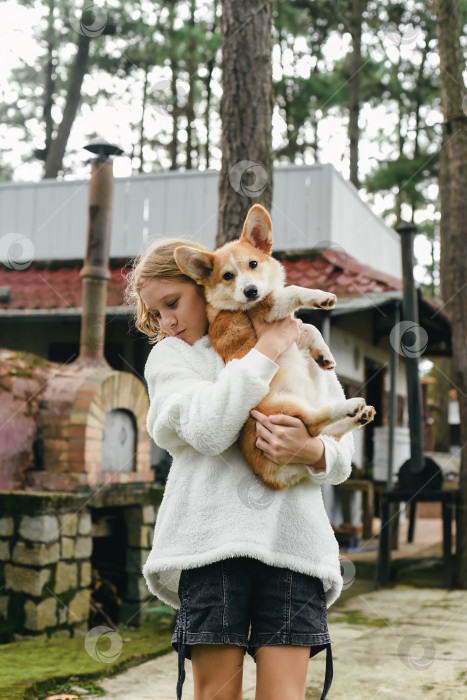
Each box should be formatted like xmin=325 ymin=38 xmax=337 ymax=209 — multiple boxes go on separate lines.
xmin=0 ymin=617 xmax=175 ymax=700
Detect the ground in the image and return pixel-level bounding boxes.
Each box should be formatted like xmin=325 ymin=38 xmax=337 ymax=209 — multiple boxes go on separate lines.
xmin=81 ymin=519 xmax=467 ymax=699
xmin=77 ymin=586 xmax=466 ymax=700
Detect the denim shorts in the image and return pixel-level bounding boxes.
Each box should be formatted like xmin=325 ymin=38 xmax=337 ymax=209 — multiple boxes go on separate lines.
xmin=171 ymin=556 xmax=333 ymax=700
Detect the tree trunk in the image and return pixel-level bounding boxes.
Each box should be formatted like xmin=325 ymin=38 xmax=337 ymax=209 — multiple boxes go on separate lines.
xmin=204 ymin=0 xmax=219 ymax=170
xmin=138 ymin=66 xmax=149 ymax=173
xmin=217 ymin=0 xmax=273 ymax=245
xmin=185 ymin=0 xmax=196 ymax=170
xmin=43 ymin=33 xmax=90 ymax=178
xmin=204 ymin=58 xmax=214 ymax=169
xmin=435 ymin=0 xmax=467 ymax=588
xmin=438 ymin=128 xmax=451 ymax=293
xmin=348 ymin=0 xmax=362 ymax=189
xmin=186 ymin=77 xmax=195 ymax=170
xmin=43 ymin=0 xmax=56 ymax=158
xmin=167 ymin=1 xmax=179 ymax=171
xmin=309 ymin=107 xmax=319 ymax=162
xmin=169 ymin=60 xmax=179 ymax=170
xmin=411 ymin=42 xmax=428 ymax=220
xmin=395 ymin=93 xmax=404 ymax=222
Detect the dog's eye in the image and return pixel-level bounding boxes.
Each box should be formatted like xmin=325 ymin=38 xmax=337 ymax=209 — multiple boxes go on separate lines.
xmin=249 ymin=261 xmax=258 ymax=269
xmin=223 ymin=272 xmax=234 ymax=281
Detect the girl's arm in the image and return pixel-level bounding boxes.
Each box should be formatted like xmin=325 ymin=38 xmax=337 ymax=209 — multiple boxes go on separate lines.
xmin=250 ymin=367 xmax=356 ymax=486
xmin=250 ymin=409 xmax=355 ymax=485
xmin=144 ymin=339 xmax=279 ymax=457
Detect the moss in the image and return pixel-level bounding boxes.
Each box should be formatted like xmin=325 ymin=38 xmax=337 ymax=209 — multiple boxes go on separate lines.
xmin=421 ymin=601 xmax=452 ymax=609
xmin=88 ymin=484 xmax=164 ymax=509
xmin=8 ymin=351 xmax=51 ymax=368
xmin=55 ymin=589 xmax=77 ymax=609
xmin=459 ymin=670 xmax=467 ymax=685
xmin=331 ymin=609 xmax=391 ymax=627
xmin=148 ymin=486 xmax=164 ymax=508
xmin=0 ymin=618 xmax=174 ymax=700
xmin=0 ymin=492 xmax=88 ymax=518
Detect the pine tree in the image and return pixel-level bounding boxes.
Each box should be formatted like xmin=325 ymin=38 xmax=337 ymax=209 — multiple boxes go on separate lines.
xmin=217 ymin=0 xmax=273 ymax=244
xmin=434 ymin=0 xmax=467 ymax=587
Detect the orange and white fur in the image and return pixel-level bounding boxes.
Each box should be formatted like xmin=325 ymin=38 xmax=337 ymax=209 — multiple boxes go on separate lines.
xmin=174 ymin=204 xmax=375 ymax=490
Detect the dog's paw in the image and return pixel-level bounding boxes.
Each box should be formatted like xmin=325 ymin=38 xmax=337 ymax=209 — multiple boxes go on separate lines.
xmin=312 ymin=291 xmax=337 ymax=309
xmin=345 ymin=397 xmax=367 ymax=417
xmin=356 ymin=405 xmax=376 ymax=426
xmin=301 ymin=289 xmax=337 ymax=310
xmin=314 ymin=350 xmax=336 ymax=370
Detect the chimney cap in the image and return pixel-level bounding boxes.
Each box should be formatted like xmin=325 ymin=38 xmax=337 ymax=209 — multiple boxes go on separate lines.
xmin=84 ymin=138 xmax=123 ymax=159
xmin=396 ymin=220 xmax=417 ymax=236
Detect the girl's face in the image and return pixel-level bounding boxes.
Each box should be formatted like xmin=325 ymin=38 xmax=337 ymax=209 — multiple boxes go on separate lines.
xmin=140 ymin=278 xmax=209 ymax=345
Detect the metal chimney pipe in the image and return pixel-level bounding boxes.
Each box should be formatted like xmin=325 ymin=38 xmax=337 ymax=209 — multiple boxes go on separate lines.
xmin=75 ymin=138 xmax=123 ymax=368
xmin=396 ymin=220 xmax=424 ymax=474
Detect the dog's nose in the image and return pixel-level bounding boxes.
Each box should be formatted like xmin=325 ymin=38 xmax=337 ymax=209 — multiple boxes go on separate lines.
xmin=244 ymin=285 xmax=258 ymax=300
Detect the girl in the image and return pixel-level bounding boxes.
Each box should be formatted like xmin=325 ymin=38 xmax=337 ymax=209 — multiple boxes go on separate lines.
xmin=125 ymin=237 xmax=355 ymax=700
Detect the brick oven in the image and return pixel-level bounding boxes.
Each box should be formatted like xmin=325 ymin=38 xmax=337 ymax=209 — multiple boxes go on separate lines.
xmin=0 ymin=141 xmax=163 ymax=642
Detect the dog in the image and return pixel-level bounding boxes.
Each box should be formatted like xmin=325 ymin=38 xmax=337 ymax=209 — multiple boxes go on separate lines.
xmin=174 ymin=204 xmax=375 ymax=490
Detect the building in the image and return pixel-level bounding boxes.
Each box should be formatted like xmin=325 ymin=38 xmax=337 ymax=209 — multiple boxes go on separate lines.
xmin=0 ymin=164 xmax=451 ymax=480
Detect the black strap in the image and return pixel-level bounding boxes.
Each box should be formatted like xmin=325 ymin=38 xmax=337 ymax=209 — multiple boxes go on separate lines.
xmin=176 ymin=641 xmax=187 ymax=699
xmin=319 ymin=642 xmax=333 ymax=700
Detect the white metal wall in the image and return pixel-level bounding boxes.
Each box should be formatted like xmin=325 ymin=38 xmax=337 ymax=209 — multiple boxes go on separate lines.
xmin=0 ymin=164 xmax=401 ymax=278
xmin=328 ymin=167 xmax=400 ymax=274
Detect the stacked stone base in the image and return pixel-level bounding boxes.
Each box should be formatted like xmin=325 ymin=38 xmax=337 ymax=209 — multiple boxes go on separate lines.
xmin=120 ymin=504 xmax=157 ymax=626
xmin=0 ymin=508 xmax=91 ymax=641
xmin=0 ymin=486 xmax=164 ymax=642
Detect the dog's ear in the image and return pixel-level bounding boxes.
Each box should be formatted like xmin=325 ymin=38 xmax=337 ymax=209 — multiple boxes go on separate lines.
xmin=174 ymin=246 xmax=214 ymax=283
xmin=240 ymin=204 xmax=273 ymax=254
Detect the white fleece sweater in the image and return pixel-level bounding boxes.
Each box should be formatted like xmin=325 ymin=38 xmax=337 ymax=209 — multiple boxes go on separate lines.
xmin=142 ymin=334 xmax=355 ymax=610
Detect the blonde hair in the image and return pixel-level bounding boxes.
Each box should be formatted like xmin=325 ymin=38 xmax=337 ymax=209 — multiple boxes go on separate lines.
xmin=124 ymin=237 xmax=210 ymax=344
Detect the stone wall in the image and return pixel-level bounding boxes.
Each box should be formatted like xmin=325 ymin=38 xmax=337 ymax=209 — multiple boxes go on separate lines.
xmin=120 ymin=503 xmax=158 ymax=625
xmin=0 ymin=485 xmax=164 ymax=643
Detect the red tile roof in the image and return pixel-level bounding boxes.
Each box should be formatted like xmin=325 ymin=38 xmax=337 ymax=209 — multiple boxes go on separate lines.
xmin=0 ymin=250 xmax=401 ymax=312
xmin=0 ymin=265 xmax=129 ymax=310
xmin=280 ymin=249 xmax=402 ymax=297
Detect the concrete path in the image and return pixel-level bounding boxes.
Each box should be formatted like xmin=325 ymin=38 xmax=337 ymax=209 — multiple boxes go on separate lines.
xmin=82 ymin=585 xmax=467 ymax=699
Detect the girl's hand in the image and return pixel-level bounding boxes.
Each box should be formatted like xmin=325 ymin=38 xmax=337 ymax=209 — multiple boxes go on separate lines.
xmin=249 ymin=410 xmax=327 ymax=471
xmin=249 ymin=313 xmax=302 ymax=362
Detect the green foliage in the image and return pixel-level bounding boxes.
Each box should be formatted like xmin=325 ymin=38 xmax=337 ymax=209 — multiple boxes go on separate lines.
xmin=364 ymin=152 xmax=439 ymax=198
xmin=0 ymin=0 xmax=455 ymax=288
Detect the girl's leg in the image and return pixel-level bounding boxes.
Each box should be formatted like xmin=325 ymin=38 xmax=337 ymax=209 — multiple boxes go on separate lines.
xmin=191 ymin=643 xmax=245 ymax=700
xmin=254 ymin=645 xmax=312 ymax=700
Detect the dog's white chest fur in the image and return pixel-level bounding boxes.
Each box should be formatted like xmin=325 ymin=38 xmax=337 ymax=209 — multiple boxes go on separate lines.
xmin=274 ymin=343 xmax=325 ymax=408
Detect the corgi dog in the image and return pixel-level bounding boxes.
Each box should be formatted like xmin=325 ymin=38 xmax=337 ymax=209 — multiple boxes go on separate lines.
xmin=174 ymin=204 xmax=375 ymax=490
